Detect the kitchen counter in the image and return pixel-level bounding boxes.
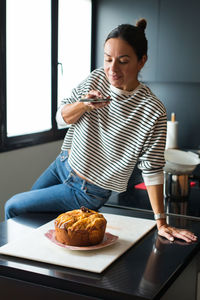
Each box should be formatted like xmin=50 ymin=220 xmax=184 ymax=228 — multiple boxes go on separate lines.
xmin=107 ymin=176 xmax=200 ymax=219
xmin=0 ymin=206 xmax=199 ymax=300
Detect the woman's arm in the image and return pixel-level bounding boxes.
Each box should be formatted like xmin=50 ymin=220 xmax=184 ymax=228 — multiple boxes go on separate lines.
xmin=61 ymin=90 xmax=110 ymax=124
xmin=146 ymin=184 xmax=197 ymax=243
xmin=61 ymin=101 xmax=90 ymax=124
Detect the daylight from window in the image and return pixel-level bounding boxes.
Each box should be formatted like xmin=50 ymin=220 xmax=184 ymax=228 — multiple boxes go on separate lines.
xmin=6 ymin=0 xmax=51 ymax=136
xmin=6 ymin=0 xmax=91 ymax=136
xmin=57 ymin=0 xmax=91 ymax=107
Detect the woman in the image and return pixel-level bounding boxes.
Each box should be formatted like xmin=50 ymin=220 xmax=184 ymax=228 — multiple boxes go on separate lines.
xmin=5 ymin=19 xmax=197 ymax=243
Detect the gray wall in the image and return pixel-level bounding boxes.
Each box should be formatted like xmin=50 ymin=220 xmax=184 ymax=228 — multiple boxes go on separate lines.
xmin=94 ymin=0 xmax=200 ymax=149
xmin=147 ymin=82 xmax=200 ymax=149
xmin=0 ymin=140 xmax=62 ymax=222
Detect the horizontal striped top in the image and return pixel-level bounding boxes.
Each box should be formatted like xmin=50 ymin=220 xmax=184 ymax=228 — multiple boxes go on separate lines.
xmin=56 ymin=68 xmax=167 ymax=192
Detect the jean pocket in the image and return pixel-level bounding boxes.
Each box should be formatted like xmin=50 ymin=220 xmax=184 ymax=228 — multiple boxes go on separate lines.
xmin=84 ymin=189 xmax=111 ymax=210
xmin=85 ymin=183 xmax=111 ymax=201
xmin=59 ymin=150 xmax=69 ymax=162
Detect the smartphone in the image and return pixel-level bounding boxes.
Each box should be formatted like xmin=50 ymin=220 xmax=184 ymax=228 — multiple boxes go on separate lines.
xmin=79 ymin=98 xmax=111 ymax=103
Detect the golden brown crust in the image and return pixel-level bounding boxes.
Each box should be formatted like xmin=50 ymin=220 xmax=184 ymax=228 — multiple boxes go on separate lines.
xmin=54 ymin=207 xmax=107 ymax=246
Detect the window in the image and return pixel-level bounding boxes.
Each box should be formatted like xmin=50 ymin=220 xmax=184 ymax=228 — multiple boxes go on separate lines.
xmin=6 ymin=0 xmax=51 ymax=136
xmin=0 ymin=0 xmax=93 ymax=152
xmin=58 ymin=0 xmax=92 ymax=107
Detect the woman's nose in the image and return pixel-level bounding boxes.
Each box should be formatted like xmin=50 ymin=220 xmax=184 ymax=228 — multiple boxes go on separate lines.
xmin=110 ymin=60 xmax=119 ymax=72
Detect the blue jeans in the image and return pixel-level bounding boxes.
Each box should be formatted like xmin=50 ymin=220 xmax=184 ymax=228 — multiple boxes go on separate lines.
xmin=5 ymin=151 xmax=112 ymax=220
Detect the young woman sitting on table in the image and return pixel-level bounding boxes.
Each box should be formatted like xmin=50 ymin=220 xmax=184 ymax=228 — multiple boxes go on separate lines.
xmin=5 ymin=19 xmax=197 ymax=244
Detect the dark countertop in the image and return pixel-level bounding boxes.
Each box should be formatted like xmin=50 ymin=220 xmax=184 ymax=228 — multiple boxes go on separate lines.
xmin=0 ymin=206 xmax=199 ymax=300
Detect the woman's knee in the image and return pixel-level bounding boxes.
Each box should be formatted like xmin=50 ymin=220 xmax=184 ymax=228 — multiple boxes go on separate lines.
xmin=4 ymin=193 xmax=25 ymax=220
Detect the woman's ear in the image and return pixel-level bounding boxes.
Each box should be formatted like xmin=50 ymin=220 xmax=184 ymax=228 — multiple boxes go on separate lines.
xmin=138 ymin=55 xmax=148 ymax=71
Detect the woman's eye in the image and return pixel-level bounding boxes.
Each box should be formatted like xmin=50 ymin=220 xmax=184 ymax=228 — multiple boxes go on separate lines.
xmin=119 ymin=61 xmax=128 ymax=64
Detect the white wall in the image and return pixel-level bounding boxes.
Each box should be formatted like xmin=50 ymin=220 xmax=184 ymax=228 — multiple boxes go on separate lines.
xmin=0 ymin=140 xmax=62 ymax=222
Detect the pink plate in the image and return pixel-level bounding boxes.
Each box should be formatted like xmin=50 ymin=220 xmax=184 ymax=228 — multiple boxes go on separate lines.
xmin=45 ymin=230 xmax=118 ymax=251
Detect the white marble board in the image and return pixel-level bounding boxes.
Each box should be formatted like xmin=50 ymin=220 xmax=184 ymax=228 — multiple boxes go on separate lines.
xmin=0 ymin=213 xmax=156 ymax=273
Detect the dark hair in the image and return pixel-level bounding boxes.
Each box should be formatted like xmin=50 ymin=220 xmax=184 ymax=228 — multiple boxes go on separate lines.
xmin=105 ymin=19 xmax=148 ymax=60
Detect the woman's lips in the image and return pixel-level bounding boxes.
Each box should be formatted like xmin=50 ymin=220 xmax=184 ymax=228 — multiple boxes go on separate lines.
xmin=110 ymin=74 xmax=121 ymax=81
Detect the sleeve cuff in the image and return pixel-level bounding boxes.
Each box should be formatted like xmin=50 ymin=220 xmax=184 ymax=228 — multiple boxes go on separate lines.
xmin=56 ymin=105 xmax=70 ymax=128
xmin=142 ymin=172 xmax=164 ymax=186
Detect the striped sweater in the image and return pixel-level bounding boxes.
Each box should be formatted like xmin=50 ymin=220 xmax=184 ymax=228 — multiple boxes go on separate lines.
xmin=56 ymin=68 xmax=167 ymax=192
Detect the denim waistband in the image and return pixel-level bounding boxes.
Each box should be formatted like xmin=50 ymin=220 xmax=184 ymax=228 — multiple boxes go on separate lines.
xmin=59 ymin=150 xmax=111 ymax=195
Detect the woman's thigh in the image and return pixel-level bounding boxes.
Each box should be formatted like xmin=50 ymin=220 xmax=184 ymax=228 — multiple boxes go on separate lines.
xmin=31 ymin=151 xmax=69 ymax=190
xmin=5 ymin=183 xmax=79 ymax=219
xmin=5 ymin=150 xmax=112 ymax=219
xmin=5 ymin=180 xmax=109 ymax=219
xmin=31 ymin=161 xmax=61 ymax=190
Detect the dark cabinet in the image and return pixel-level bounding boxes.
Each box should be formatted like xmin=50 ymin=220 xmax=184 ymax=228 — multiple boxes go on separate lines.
xmin=156 ymin=0 xmax=200 ymax=82
xmin=0 ymin=276 xmax=96 ymax=300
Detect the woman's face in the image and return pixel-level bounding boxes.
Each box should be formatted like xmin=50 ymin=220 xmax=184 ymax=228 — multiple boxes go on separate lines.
xmin=104 ymin=38 xmax=146 ymax=91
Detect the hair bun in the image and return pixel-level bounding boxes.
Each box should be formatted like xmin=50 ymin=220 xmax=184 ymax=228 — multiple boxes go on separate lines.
xmin=136 ymin=18 xmax=147 ymax=32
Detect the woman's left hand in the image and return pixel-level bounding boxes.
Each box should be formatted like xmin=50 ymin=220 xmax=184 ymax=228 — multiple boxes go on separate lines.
xmin=158 ymin=224 xmax=197 ymax=243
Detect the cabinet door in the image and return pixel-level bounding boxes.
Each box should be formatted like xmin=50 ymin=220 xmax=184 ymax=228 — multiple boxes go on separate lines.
xmin=157 ymin=0 xmax=200 ymax=82
xmin=95 ymin=0 xmax=159 ymax=82
xmin=0 ymin=276 xmax=97 ymax=300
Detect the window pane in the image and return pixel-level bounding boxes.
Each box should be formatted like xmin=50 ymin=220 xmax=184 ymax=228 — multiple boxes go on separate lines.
xmin=6 ymin=0 xmax=51 ymax=137
xmin=58 ymin=0 xmax=91 ymax=106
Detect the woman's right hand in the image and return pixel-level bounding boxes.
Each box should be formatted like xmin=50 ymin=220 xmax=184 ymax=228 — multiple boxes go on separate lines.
xmin=61 ymin=90 xmax=110 ymax=125
xmin=82 ymin=90 xmax=110 ymax=111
